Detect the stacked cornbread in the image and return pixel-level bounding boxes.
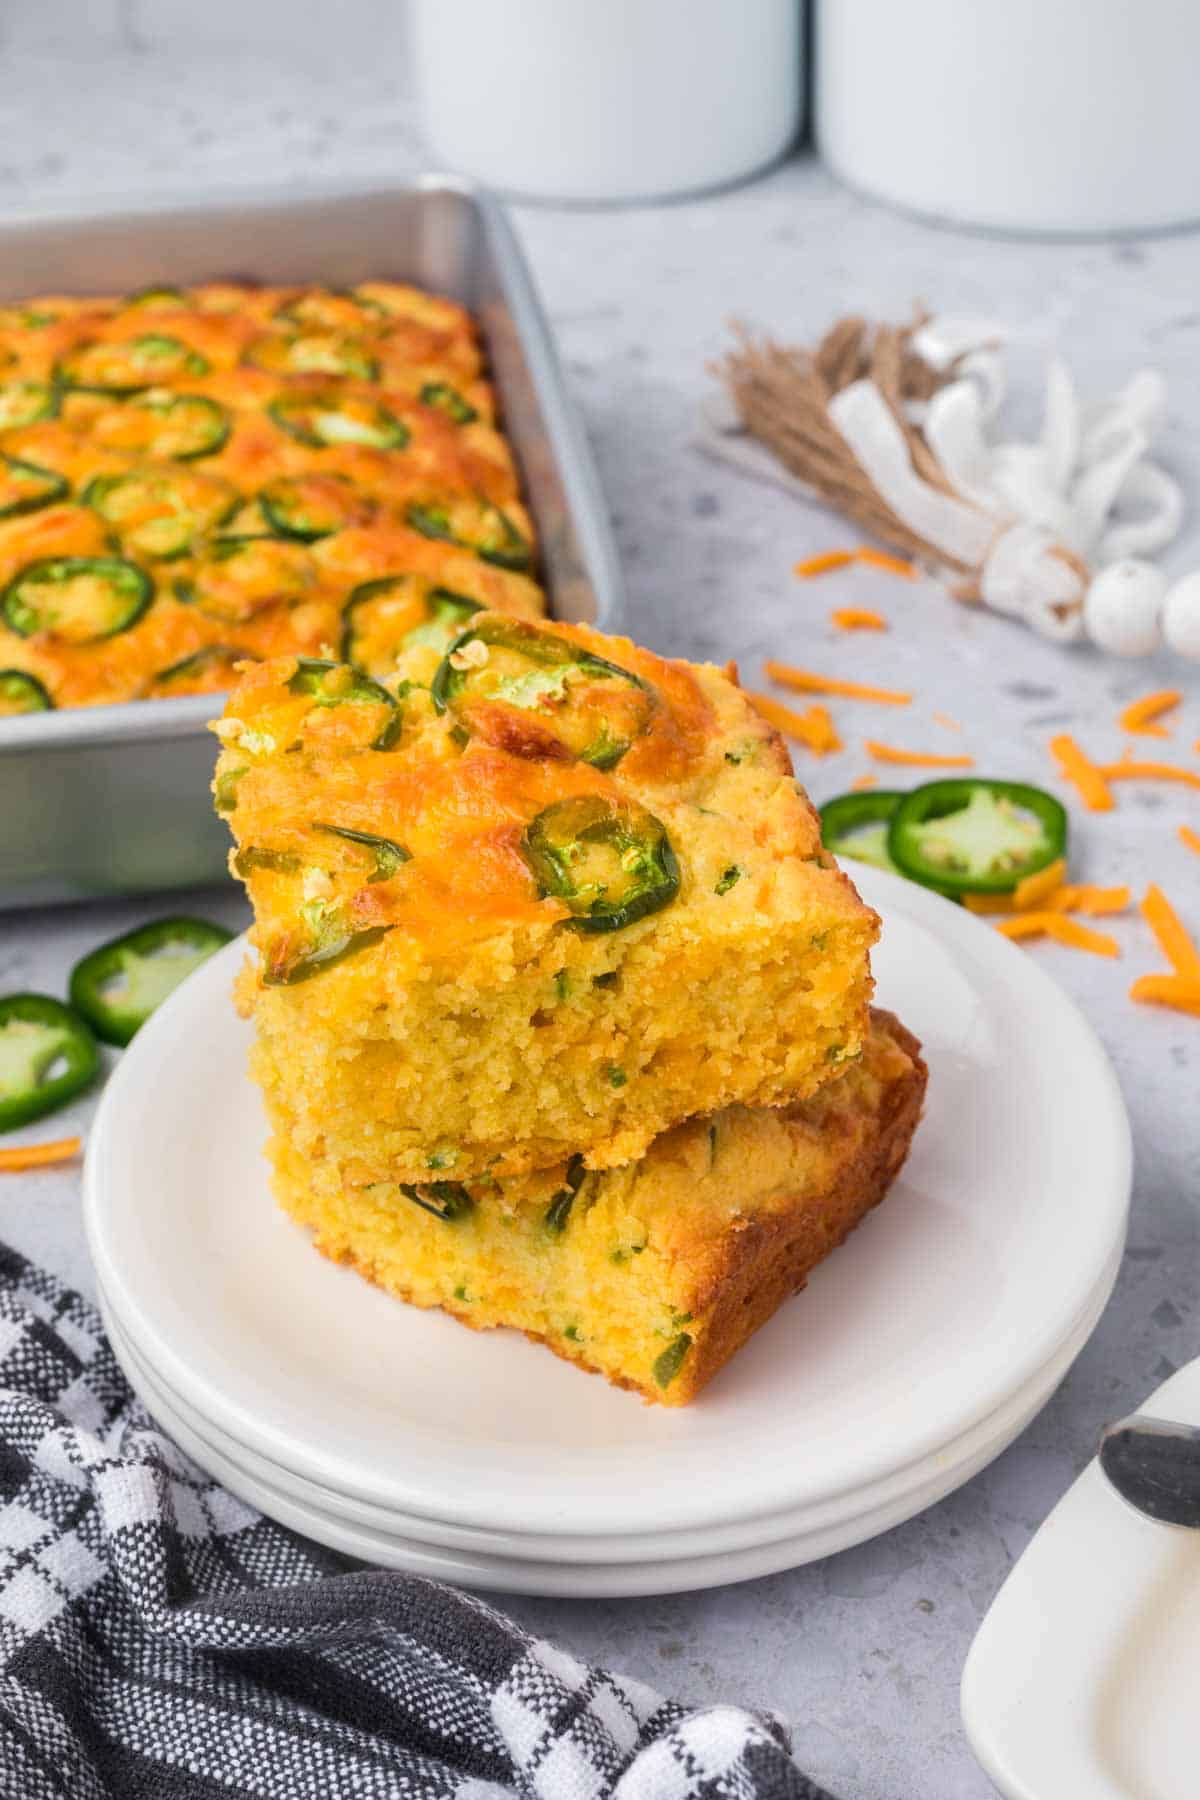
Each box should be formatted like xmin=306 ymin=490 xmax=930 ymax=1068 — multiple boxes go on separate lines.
xmin=216 ymin=614 xmax=921 ymax=1403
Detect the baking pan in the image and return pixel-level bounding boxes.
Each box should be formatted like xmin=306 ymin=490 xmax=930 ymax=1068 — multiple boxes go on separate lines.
xmin=0 ymin=176 xmax=625 ymax=909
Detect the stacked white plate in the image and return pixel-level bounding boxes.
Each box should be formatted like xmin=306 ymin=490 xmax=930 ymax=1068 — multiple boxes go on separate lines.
xmin=84 ymin=867 xmax=1132 ymax=1597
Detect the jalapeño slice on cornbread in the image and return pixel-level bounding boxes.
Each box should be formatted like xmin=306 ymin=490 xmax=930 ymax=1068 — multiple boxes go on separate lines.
xmin=216 ymin=614 xmax=879 ymax=1182
xmin=261 ymin=1010 xmax=925 ymax=1406
xmin=0 ymin=279 xmax=543 ymax=711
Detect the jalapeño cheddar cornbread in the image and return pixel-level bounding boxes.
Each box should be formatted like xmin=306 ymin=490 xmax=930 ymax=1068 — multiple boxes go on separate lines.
xmin=266 ymin=1009 xmax=925 ymax=1404
xmin=0 ymin=281 xmax=544 ymax=715
xmin=217 ymin=619 xmax=879 ymax=1181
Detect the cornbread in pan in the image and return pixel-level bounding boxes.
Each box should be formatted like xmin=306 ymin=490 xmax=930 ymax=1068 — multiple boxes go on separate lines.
xmin=0 ymin=280 xmax=545 ymax=714
xmin=264 ymin=1010 xmax=925 ymax=1406
xmin=217 ymin=618 xmax=879 ymax=1181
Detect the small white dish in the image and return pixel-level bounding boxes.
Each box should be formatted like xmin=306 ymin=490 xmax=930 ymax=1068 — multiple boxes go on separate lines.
xmin=84 ymin=866 xmax=1131 ymax=1551
xmin=963 ymin=1355 xmax=1200 ymax=1800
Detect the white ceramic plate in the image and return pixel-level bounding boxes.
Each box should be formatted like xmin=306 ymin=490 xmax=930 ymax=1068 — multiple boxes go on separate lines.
xmin=963 ymin=1355 xmax=1200 ymax=1800
xmin=100 ymin=1244 xmax=1121 ymax=1569
xmin=84 ymin=864 xmax=1131 ymax=1546
xmin=102 ymin=1268 xmax=1122 ymax=1597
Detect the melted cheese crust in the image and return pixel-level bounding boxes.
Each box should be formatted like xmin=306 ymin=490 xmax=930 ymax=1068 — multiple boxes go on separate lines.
xmin=0 ymin=282 xmax=544 ymax=711
xmin=215 ymin=619 xmax=840 ymax=961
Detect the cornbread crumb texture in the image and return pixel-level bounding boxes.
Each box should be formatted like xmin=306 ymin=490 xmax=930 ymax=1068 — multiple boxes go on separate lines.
xmin=267 ymin=1010 xmax=926 ymax=1405
xmin=219 ymin=618 xmax=879 ymax=1178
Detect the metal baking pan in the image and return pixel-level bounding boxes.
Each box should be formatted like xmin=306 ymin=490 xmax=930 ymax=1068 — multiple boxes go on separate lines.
xmin=0 ymin=176 xmax=625 ymax=909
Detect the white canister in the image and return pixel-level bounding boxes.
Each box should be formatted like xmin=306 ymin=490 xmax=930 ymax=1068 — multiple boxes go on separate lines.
xmin=816 ymin=0 xmax=1200 ymax=235
xmin=410 ymin=0 xmax=804 ymax=205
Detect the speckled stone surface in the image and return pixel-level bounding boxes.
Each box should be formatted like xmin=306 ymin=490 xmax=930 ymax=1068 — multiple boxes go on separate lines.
xmin=1 ymin=12 xmax=1198 ymax=1799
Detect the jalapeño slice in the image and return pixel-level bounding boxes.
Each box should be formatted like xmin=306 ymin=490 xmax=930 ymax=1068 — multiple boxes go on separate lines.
xmin=268 ymin=389 xmax=409 ymax=451
xmin=105 ymin=391 xmax=231 ymax=460
xmin=175 ymin=537 xmax=314 ymax=621
xmin=124 ymin=285 xmax=189 ymax=311
xmin=544 ymin=1155 xmax=586 ymax=1235
xmin=0 ymin=381 xmax=59 ymax=431
xmin=262 ymin=917 xmax=391 ymax=986
xmin=58 ymin=333 xmax=210 ymax=394
xmin=0 ymin=306 xmax=59 ymax=331
xmin=521 ymin=794 xmax=680 ymax=933
xmin=83 ymin=467 xmax=236 ymax=560
xmin=400 ymin=1180 xmax=473 ymax=1222
xmin=432 ymin=615 xmax=652 ymax=769
xmin=888 ymin=779 xmax=1068 ymax=897
xmin=419 ymin=381 xmax=478 ymax=425
xmin=2 ymin=556 xmax=152 ymax=642
xmin=0 ymin=993 xmax=100 ymax=1132
xmin=0 ymin=669 xmax=53 ymax=714
xmin=819 ymin=790 xmax=905 ymax=875
xmin=341 ymin=575 xmax=482 ymax=674
xmin=234 ymin=848 xmax=302 ymax=879
xmin=146 ymin=645 xmax=250 ymax=696
xmin=273 ymin=290 xmax=376 ymax=332
xmin=286 ymin=657 xmax=403 ymax=750
xmin=407 ymin=496 xmax=531 ymax=571
xmin=245 ymin=332 xmax=378 ymax=382
xmin=311 ymin=823 xmax=411 ymax=881
xmin=69 ymin=916 xmax=233 ymax=1048
xmin=0 ymin=455 xmax=68 ymax=520
xmin=259 ymin=473 xmax=373 ymax=542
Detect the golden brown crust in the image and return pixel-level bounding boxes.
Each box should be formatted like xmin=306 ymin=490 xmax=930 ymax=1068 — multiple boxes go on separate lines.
xmin=667 ymin=1008 xmax=927 ymax=1403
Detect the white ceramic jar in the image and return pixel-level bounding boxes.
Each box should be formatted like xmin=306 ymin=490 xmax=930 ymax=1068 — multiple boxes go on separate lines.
xmin=409 ymin=0 xmax=804 ymax=205
xmin=816 ymin=0 xmax=1200 ymax=234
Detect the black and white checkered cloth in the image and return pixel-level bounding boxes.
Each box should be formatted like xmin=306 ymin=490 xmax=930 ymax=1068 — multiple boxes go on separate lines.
xmin=0 ymin=1246 xmax=836 ymax=1800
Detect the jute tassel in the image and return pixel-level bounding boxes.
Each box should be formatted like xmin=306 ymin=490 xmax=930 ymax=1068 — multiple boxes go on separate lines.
xmin=717 ymin=313 xmax=983 ymax=588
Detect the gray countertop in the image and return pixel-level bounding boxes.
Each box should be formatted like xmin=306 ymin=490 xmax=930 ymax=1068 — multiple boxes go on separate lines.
xmin=2 ymin=14 xmax=1199 ymax=1798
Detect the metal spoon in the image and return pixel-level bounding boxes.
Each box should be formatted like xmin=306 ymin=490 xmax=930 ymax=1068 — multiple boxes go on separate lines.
xmin=1099 ymin=1414 xmax=1200 ymax=1527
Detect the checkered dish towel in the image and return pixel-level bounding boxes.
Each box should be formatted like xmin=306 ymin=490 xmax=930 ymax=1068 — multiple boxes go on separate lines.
xmin=0 ymin=1248 xmax=836 ymax=1800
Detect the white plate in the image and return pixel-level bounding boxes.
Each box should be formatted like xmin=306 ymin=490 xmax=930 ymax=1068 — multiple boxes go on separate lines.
xmin=84 ymin=864 xmax=1131 ymax=1545
xmin=99 ymin=1233 xmax=1123 ymax=1570
xmin=963 ymin=1355 xmax=1200 ymax=1800
xmin=102 ymin=1274 xmax=1123 ymax=1598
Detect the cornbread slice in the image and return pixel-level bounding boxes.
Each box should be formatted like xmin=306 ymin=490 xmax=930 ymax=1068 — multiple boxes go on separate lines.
xmin=266 ymin=1010 xmax=925 ymax=1405
xmin=216 ymin=616 xmax=878 ymax=1180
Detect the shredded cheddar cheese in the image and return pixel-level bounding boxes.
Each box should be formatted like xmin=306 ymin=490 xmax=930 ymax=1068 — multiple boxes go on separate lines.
xmin=963 ymin=871 xmax=1131 ymax=918
xmin=793 ymin=550 xmax=855 ymax=578
xmin=995 ymin=914 xmax=1121 ymax=957
xmin=1014 ymin=857 xmax=1069 ymax=910
xmin=1140 ymin=884 xmax=1200 ymax=979
xmin=1102 ymin=751 xmax=1200 ymax=793
xmin=749 ymin=692 xmax=844 ymax=754
xmin=1130 ymin=974 xmax=1200 ymax=1017
xmin=1049 ymin=735 xmax=1115 ymax=812
xmin=1119 ymin=689 xmax=1182 ymax=738
xmin=764 ymin=661 xmax=913 ymax=706
xmin=1180 ymin=825 xmax=1200 ymax=857
xmin=1051 ymin=885 xmax=1132 ymax=916
xmin=831 ymin=608 xmax=888 ymax=632
xmin=0 ymin=1137 xmax=82 ymax=1172
xmin=856 ymin=548 xmax=916 ymax=578
xmin=849 ymin=773 xmax=879 ymax=791
xmin=864 ymin=742 xmax=975 ymax=769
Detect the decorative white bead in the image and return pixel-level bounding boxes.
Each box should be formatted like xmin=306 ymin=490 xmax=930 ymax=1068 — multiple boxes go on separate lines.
xmin=1161 ymin=571 xmax=1200 ymax=661
xmin=1082 ymin=559 xmax=1166 ymax=657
